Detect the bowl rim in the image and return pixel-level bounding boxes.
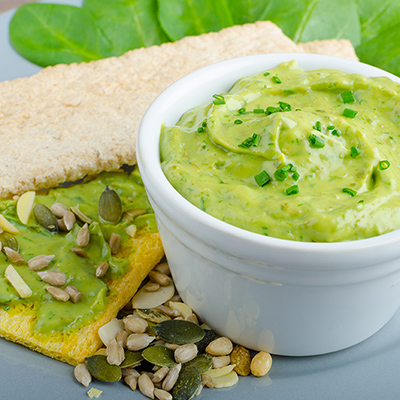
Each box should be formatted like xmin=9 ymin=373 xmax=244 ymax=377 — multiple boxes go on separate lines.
xmin=137 ymin=52 xmax=400 ymax=259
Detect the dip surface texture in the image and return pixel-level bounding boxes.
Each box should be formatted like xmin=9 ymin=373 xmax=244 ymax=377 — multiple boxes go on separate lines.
xmin=160 ymin=61 xmax=400 ymax=242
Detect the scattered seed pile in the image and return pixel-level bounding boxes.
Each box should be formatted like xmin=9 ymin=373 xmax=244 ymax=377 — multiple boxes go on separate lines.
xmin=75 ymin=261 xmax=272 ymax=399
xmin=0 ymin=21 xmax=358 ymax=198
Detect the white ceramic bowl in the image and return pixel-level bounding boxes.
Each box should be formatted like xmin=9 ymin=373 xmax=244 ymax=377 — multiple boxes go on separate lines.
xmin=137 ymin=53 xmax=400 ymax=356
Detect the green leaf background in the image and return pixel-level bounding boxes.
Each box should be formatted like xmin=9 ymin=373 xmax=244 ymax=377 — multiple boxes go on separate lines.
xmin=8 ymin=0 xmax=400 ymax=76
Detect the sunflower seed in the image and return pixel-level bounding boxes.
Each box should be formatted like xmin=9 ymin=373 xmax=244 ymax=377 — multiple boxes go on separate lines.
xmin=98 ymin=318 xmax=125 ymax=346
xmin=122 ymin=368 xmax=140 ymax=378
xmin=71 ymin=248 xmax=87 ymax=257
xmin=3 ymin=247 xmax=25 ymax=265
xmin=136 ymin=309 xmax=171 ymax=324
xmin=154 ymin=388 xmax=172 ymax=400
xmin=138 ymin=373 xmax=155 ymax=399
xmin=162 ymin=363 xmax=181 ymax=391
xmin=152 ymin=366 xmax=169 ymax=383
xmin=76 ymin=223 xmax=90 ymax=247
xmin=27 ymin=254 xmax=55 ymax=271
xmin=145 ymin=282 xmax=160 ymax=292
xmin=46 ymin=286 xmax=69 ymax=302
xmin=74 ymin=364 xmax=92 ymax=387
xmin=57 ymin=218 xmax=67 ymax=231
xmin=70 ymin=206 xmax=92 ymax=224
xmin=201 ymin=373 xmax=214 ymax=388
xmin=126 ymin=333 xmax=155 ymax=351
xmin=124 ymin=374 xmax=138 ymax=391
xmin=163 ymin=342 xmax=180 ymax=351
xmin=154 ymin=263 xmax=170 ymax=275
xmin=169 ymin=302 xmax=193 ymax=319
xmin=33 ymin=203 xmax=58 ymax=232
xmin=149 ymin=271 xmax=171 ymax=287
xmin=124 ymin=315 xmax=148 ymax=334
xmin=174 ymin=344 xmax=198 ymax=364
xmin=85 ymin=354 xmax=122 ymax=382
xmin=212 ymin=355 xmax=231 ymax=368
xmin=0 ymin=231 xmax=18 ymax=252
xmin=50 ymin=202 xmax=69 ymax=218
xmin=63 ymin=211 xmax=76 ymax=231
xmin=96 ymin=261 xmax=109 ymax=278
xmin=37 ymin=270 xmax=67 ymax=286
xmin=109 ymin=233 xmax=121 ymax=254
xmin=205 ymin=337 xmax=233 ymax=356
xmin=106 ymin=338 xmax=125 ymax=366
xmin=115 ymin=329 xmax=129 ymax=348
xmin=98 ymin=186 xmax=122 ymax=224
xmin=185 ymin=313 xmax=199 ymax=325
xmin=64 ymin=285 xmax=83 ymax=303
xmin=157 ymin=305 xmax=180 ymax=318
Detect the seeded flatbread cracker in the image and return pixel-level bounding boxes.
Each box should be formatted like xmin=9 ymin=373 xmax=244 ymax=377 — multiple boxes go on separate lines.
xmin=0 ymin=21 xmax=356 ymax=199
xmin=297 ymin=39 xmax=358 ymax=61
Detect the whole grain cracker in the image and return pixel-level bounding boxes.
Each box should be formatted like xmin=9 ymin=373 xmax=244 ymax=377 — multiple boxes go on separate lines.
xmin=0 ymin=21 xmax=357 ymax=198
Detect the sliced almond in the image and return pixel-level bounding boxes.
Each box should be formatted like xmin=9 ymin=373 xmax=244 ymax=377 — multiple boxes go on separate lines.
xmin=211 ymin=370 xmax=239 ymax=388
xmin=98 ymin=318 xmax=125 ymax=346
xmin=132 ymin=281 xmax=175 ymax=309
xmin=16 ymin=191 xmax=36 ymax=225
xmin=5 ymin=264 xmax=32 ymax=298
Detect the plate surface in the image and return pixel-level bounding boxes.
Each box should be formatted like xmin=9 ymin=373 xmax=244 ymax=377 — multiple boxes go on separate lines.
xmin=1 ymin=2 xmax=400 ymax=399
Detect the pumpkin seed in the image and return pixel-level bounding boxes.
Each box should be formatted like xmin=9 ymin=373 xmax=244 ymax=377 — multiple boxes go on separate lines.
xmin=70 ymin=206 xmax=93 ymax=224
xmin=98 ymin=186 xmax=122 ymax=224
xmin=195 ymin=329 xmax=214 ymax=353
xmin=85 ymin=354 xmax=122 ymax=382
xmin=136 ymin=309 xmax=171 ymax=324
xmin=33 ymin=203 xmax=58 ymax=232
xmin=154 ymin=320 xmax=205 ymax=345
xmin=172 ymin=365 xmax=201 ymax=400
xmin=185 ymin=354 xmax=213 ymax=374
xmin=142 ymin=346 xmax=177 ymax=368
xmin=0 ymin=232 xmax=19 ymax=253
xmin=132 ymin=281 xmax=175 ymax=309
xmin=120 ymin=350 xmax=143 ymax=368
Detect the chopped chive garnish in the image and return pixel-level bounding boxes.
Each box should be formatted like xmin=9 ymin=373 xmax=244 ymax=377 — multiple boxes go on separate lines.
xmin=340 ymin=91 xmax=356 ymax=104
xmin=327 ymin=125 xmax=335 ymax=130
xmin=350 ymin=146 xmax=360 ymax=158
xmin=292 ymin=171 xmax=300 ymax=181
xmin=272 ymin=76 xmax=282 ymax=84
xmin=378 ymin=160 xmax=390 ymax=170
xmin=308 ymin=133 xmax=325 ymax=148
xmin=286 ymin=185 xmax=299 ymax=195
xmin=238 ymin=133 xmax=261 ymax=148
xmin=264 ymin=72 xmax=270 ymax=76
xmin=255 ymin=170 xmax=271 ymax=187
xmin=331 ymin=129 xmax=341 ymax=137
xmin=212 ymin=94 xmax=225 ymax=105
xmin=343 ymin=108 xmax=358 ymax=118
xmin=266 ymin=106 xmax=281 ymax=114
xmin=279 ymin=101 xmax=291 ymax=111
xmin=281 ymin=164 xmax=291 ymax=172
xmin=234 ymin=119 xmax=243 ymax=125
xmin=253 ymin=108 xmax=265 ymax=113
xmin=238 ymin=107 xmax=246 ymax=114
xmin=342 ymin=188 xmax=357 ymax=197
xmin=274 ymin=169 xmax=288 ymax=181
xmin=313 ymin=121 xmax=322 ymax=131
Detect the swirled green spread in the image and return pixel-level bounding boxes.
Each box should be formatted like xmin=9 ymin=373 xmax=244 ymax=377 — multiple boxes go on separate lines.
xmin=160 ymin=61 xmax=400 ymax=242
xmin=0 ymin=169 xmax=157 ymax=333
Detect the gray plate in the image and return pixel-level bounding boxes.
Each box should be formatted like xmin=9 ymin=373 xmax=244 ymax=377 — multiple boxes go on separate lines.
xmin=1 ymin=2 xmax=400 ymax=399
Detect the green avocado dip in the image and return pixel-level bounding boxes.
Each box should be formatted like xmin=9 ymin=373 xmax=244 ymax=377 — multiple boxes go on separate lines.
xmin=0 ymin=168 xmax=157 ymax=334
xmin=160 ymin=60 xmax=400 ymax=242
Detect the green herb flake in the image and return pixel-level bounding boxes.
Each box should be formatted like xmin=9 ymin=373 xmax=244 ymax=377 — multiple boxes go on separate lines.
xmin=234 ymin=119 xmax=243 ymax=125
xmin=378 ymin=160 xmax=390 ymax=170
xmin=327 ymin=125 xmax=335 ymax=130
xmin=313 ymin=120 xmax=322 ymax=131
xmin=197 ymin=127 xmax=204 ymax=133
xmin=238 ymin=107 xmax=246 ymax=114
xmin=264 ymin=72 xmax=270 ymax=76
xmin=254 ymin=170 xmax=271 ymax=187
xmin=266 ymin=106 xmax=281 ymax=115
xmin=253 ymin=108 xmax=265 ymax=113
xmin=272 ymin=76 xmax=282 ymax=84
xmin=286 ymin=185 xmax=299 ymax=195
xmin=342 ymin=188 xmax=357 ymax=197
xmin=350 ymin=146 xmax=360 ymax=158
xmin=274 ymin=169 xmax=288 ymax=181
xmin=343 ymin=108 xmax=358 ymax=118
xmin=308 ymin=133 xmax=325 ymax=148
xmin=340 ymin=91 xmax=356 ymax=104
xmin=279 ymin=101 xmax=291 ymax=111
xmin=212 ymin=94 xmax=225 ymax=105
xmin=238 ymin=133 xmax=261 ymax=148
xmin=331 ymin=129 xmax=341 ymax=137
xmin=292 ymin=171 xmax=300 ymax=181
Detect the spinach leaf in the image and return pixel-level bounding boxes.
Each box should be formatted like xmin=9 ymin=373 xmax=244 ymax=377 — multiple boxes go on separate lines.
xmin=157 ymin=0 xmax=234 ymax=41
xmin=9 ymin=3 xmax=104 ymax=67
xmin=83 ymin=0 xmax=169 ymax=57
xmin=226 ymin=0 xmax=274 ymax=25
xmin=252 ymin=0 xmax=361 ymax=47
